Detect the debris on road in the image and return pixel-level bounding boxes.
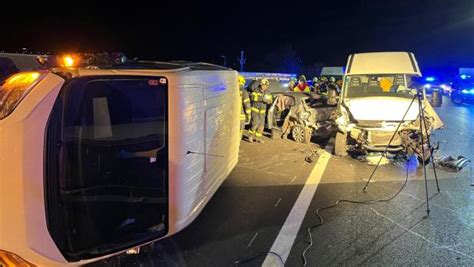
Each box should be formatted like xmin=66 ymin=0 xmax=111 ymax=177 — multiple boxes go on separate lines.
xmin=305 ymin=149 xmax=319 ymax=163
xmin=434 ymin=155 xmax=471 ymax=172
xmin=365 ymin=153 xmax=390 ymax=165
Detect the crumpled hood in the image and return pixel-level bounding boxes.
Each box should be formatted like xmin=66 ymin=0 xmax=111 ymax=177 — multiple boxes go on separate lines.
xmin=344 ymin=97 xmax=420 ymax=121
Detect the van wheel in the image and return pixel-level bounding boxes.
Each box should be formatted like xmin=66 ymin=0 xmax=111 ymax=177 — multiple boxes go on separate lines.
xmin=291 ymin=125 xmax=306 ymax=143
xmin=334 ymin=132 xmax=348 ymax=156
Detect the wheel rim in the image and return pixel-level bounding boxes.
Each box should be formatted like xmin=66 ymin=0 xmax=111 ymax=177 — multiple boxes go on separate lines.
xmin=292 ymin=126 xmax=305 ymax=142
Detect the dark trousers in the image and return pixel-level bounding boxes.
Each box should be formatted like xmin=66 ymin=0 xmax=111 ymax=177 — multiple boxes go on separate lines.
xmin=249 ymin=111 xmax=265 ymax=139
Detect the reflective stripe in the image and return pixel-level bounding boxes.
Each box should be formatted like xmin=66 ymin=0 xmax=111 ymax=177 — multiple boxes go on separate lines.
xmin=255 ymin=132 xmax=263 ymax=137
xmin=251 ymin=92 xmax=263 ymax=102
xmin=243 ymin=98 xmax=250 ymax=103
xmin=249 ymin=130 xmax=256 ymax=135
xmin=260 ymin=109 xmax=266 ymax=114
xmin=245 ymin=109 xmax=252 ymax=114
xmin=251 ymin=107 xmax=260 ymax=113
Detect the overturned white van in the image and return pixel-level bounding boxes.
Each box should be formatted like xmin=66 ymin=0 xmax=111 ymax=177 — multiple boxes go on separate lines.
xmin=334 ymin=52 xmax=443 ymax=160
xmin=0 ymin=60 xmax=240 ymax=265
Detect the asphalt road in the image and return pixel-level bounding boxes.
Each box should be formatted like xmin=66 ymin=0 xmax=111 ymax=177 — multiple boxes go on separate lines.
xmin=91 ymin=97 xmax=474 ymax=267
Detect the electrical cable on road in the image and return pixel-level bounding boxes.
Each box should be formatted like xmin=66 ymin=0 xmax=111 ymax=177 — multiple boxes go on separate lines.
xmin=301 ymin=163 xmax=409 ymax=266
xmin=302 ymin=90 xmax=441 ymax=266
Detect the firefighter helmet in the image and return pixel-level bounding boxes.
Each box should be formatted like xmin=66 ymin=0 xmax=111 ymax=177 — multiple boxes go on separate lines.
xmin=238 ymin=75 xmax=246 ymax=86
xmin=260 ymin=78 xmax=270 ymax=86
xmin=329 ymin=76 xmax=336 ymax=82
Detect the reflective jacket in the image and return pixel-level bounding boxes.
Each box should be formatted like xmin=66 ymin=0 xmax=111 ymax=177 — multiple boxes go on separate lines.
xmin=250 ymin=88 xmax=272 ymax=113
xmin=293 ymin=84 xmax=311 ymax=92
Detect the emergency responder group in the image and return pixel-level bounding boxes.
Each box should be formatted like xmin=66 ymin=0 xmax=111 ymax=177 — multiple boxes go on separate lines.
xmin=290 ymin=75 xmax=341 ymax=94
xmin=238 ymin=74 xmax=341 ymax=143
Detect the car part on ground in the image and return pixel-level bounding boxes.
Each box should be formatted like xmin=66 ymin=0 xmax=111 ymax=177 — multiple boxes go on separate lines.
xmin=434 ymin=156 xmax=471 ymax=172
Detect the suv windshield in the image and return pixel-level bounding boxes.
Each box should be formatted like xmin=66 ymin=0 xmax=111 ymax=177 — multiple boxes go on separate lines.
xmin=344 ymin=75 xmax=415 ymax=98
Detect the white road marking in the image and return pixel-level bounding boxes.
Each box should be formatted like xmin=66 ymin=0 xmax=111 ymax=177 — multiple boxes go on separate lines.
xmin=262 ymin=151 xmax=331 ymax=266
xmin=247 ymin=232 xmax=259 ymax=248
xmin=274 ymin=198 xmax=282 ymax=208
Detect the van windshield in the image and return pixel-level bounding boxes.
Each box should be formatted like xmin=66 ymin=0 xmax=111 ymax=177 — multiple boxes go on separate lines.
xmin=45 ymin=76 xmax=169 ymax=261
xmin=344 ymin=75 xmax=415 ymax=98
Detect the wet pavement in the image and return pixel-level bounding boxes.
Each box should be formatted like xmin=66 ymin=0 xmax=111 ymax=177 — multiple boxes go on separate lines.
xmin=91 ymin=97 xmax=474 ymax=266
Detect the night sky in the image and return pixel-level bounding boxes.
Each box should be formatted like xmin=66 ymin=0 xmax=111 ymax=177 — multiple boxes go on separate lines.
xmin=2 ymin=0 xmax=474 ymax=74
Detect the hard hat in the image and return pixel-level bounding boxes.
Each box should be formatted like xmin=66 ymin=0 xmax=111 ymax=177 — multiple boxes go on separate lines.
xmin=329 ymin=76 xmax=336 ymax=82
xmin=312 ymin=77 xmax=319 ymax=82
xmin=320 ymin=76 xmax=328 ymax=81
xmin=260 ymin=78 xmax=270 ymax=86
xmin=298 ymin=75 xmax=306 ymax=82
xmin=238 ymin=75 xmax=246 ymax=86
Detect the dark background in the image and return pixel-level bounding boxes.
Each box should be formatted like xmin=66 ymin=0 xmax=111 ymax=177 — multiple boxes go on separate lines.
xmin=1 ymin=0 xmax=473 ymax=77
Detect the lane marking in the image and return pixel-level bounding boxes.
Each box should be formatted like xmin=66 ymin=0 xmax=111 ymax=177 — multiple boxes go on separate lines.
xmin=247 ymin=232 xmax=259 ymax=248
xmin=262 ymin=151 xmax=331 ymax=266
xmin=274 ymin=198 xmax=282 ymax=208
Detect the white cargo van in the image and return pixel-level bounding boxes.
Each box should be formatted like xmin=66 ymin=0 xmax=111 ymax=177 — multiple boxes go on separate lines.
xmin=334 ymin=52 xmax=443 ymax=160
xmin=0 ymin=59 xmax=240 ymax=266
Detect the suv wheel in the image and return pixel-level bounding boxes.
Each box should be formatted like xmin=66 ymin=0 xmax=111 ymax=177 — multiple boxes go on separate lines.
xmin=291 ymin=125 xmax=306 ymax=143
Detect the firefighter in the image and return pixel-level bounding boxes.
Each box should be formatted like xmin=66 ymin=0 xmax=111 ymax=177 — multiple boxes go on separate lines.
xmin=238 ymin=75 xmax=251 ymax=138
xmin=288 ymin=77 xmax=296 ymax=91
xmin=318 ymin=76 xmax=329 ymax=94
xmin=328 ymin=76 xmax=340 ymax=93
xmin=248 ymin=78 xmax=272 ymax=143
xmin=311 ymin=77 xmax=319 ymax=92
xmin=293 ymin=75 xmax=311 ymax=92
